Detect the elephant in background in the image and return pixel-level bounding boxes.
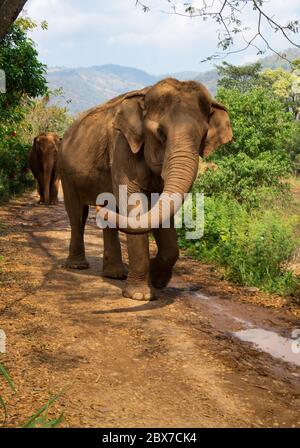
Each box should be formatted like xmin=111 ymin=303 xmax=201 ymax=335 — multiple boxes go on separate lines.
xmin=59 ymin=78 xmax=233 ymax=301
xmin=29 ymin=132 xmax=61 ymax=205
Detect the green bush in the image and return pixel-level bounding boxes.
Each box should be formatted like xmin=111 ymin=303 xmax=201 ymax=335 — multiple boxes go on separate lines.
xmin=179 ymin=195 xmax=299 ymax=295
xmin=197 ymin=151 xmax=292 ymax=208
xmin=0 ymin=128 xmax=34 ymax=202
xmin=216 ymin=87 xmax=297 ymax=158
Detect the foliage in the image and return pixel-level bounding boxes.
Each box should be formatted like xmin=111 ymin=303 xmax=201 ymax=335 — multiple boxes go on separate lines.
xmin=261 ymin=63 xmax=300 ymax=119
xmin=0 ymin=362 xmax=16 ymax=426
xmin=179 ymin=196 xmax=299 ymax=295
xmin=0 ymin=362 xmax=64 ymax=427
xmin=0 ymin=126 xmax=33 ymax=202
xmin=217 ymin=62 xmax=263 ymax=92
xmin=0 ymin=20 xmax=47 ymax=121
xmin=216 ymin=86 xmax=297 ymax=158
xmin=18 ymin=96 xmax=73 ymax=144
xmin=196 ymin=152 xmax=291 ymax=209
xmin=0 ymin=19 xmax=50 ymax=202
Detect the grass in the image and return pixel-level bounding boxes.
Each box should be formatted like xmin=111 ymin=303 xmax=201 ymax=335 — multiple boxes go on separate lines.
xmin=0 ymin=361 xmax=65 ymax=428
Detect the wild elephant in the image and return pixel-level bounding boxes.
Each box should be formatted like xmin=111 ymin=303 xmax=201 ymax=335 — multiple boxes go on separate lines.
xmin=29 ymin=132 xmax=61 ymax=205
xmin=59 ymin=78 xmax=233 ymax=301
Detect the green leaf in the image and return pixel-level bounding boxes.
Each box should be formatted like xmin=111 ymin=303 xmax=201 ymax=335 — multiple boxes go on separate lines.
xmin=0 ymin=363 xmax=16 ymax=393
xmin=22 ymin=388 xmax=67 ymax=428
xmin=0 ymin=394 xmax=7 ymax=425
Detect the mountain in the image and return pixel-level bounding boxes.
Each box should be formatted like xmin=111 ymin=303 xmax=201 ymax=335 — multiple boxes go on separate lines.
xmin=47 ymin=65 xmax=205 ymax=114
xmin=47 ymin=64 xmax=158 ymax=114
xmin=47 ymin=48 xmax=300 ymax=115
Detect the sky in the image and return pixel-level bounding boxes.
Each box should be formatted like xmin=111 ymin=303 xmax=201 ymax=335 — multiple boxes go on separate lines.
xmin=25 ymin=0 xmax=300 ymax=74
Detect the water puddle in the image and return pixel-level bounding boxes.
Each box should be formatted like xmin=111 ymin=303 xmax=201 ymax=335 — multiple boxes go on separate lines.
xmin=193 ymin=292 xmax=212 ymax=301
xmin=234 ymin=328 xmax=300 ymax=367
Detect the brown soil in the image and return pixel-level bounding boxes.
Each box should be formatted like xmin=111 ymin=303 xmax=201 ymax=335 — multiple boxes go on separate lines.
xmin=0 ymin=190 xmax=300 ymax=428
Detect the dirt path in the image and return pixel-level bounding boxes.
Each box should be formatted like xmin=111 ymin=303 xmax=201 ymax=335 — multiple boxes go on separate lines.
xmin=0 ymin=190 xmax=300 ymax=428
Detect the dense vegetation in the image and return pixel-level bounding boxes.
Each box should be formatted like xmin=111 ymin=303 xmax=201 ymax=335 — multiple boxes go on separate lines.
xmin=0 ymin=19 xmax=72 ymax=202
xmin=179 ymin=61 xmax=300 ymax=295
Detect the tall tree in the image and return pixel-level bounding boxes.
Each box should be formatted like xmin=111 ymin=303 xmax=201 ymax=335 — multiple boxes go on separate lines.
xmin=217 ymin=62 xmax=263 ymax=92
xmin=0 ymin=0 xmax=27 ymax=41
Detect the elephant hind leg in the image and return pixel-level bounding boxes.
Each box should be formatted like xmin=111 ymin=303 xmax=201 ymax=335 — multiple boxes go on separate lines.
xmin=102 ymin=228 xmax=127 ymax=279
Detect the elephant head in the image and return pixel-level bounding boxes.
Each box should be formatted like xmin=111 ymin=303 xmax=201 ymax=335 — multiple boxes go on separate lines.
xmin=99 ymin=78 xmax=232 ymax=233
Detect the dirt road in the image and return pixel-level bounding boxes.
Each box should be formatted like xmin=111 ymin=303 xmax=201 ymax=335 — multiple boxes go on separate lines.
xmin=0 ymin=190 xmax=300 ymax=427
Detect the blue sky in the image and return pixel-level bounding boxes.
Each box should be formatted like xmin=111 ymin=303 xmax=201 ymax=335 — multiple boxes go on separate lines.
xmin=25 ymin=0 xmax=300 ymax=74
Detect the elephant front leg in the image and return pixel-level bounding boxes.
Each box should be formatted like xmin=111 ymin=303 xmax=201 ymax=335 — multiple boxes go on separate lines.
xmin=50 ymin=175 xmax=60 ymax=205
xmin=150 ymin=226 xmax=179 ymax=289
xmin=123 ymin=234 xmax=155 ymax=301
xmin=64 ymin=203 xmax=90 ymax=270
xmin=37 ymin=177 xmax=44 ymax=204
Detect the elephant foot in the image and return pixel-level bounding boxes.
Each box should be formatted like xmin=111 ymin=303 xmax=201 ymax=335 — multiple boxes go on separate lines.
xmin=50 ymin=199 xmax=59 ymax=205
xmin=122 ymin=283 xmax=156 ymax=301
xmin=150 ymin=259 xmax=173 ymax=289
xmin=63 ymin=257 xmax=90 ymax=270
xmin=103 ymin=264 xmax=128 ymax=280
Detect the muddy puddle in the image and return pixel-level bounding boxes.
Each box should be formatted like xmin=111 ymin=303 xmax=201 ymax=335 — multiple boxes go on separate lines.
xmin=171 ymin=283 xmax=300 ymax=370
xmin=234 ymin=328 xmax=300 ymax=367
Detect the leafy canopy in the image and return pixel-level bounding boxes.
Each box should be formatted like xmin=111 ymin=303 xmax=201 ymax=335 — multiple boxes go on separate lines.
xmin=0 ymin=18 xmax=48 ymax=121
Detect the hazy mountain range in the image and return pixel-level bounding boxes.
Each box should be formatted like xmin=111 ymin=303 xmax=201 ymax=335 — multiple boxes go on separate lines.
xmin=47 ymin=48 xmax=300 ymax=115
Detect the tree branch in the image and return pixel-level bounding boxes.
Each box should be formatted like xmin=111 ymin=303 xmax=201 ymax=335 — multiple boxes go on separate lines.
xmin=137 ymin=0 xmax=300 ymax=63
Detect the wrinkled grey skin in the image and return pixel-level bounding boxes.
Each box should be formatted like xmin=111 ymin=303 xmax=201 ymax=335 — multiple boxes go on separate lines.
xmin=59 ymin=78 xmax=233 ymax=301
xmin=29 ymin=132 xmax=61 ymax=205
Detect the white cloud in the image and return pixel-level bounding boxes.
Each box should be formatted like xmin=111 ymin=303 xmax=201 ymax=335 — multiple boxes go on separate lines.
xmin=25 ymin=0 xmax=300 ymax=73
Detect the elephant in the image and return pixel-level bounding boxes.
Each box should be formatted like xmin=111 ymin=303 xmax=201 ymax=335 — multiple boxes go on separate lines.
xmin=29 ymin=132 xmax=61 ymax=205
xmin=59 ymin=78 xmax=233 ymax=301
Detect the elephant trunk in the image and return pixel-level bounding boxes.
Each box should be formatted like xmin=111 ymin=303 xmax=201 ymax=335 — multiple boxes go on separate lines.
xmin=98 ymin=130 xmax=200 ymax=234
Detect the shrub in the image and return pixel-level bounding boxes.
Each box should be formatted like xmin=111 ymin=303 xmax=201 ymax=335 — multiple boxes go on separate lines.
xmin=216 ymin=87 xmax=297 ymax=158
xmin=178 ymin=195 xmax=299 ymax=295
xmin=196 ymin=151 xmax=292 ymax=208
xmin=0 ymin=128 xmax=33 ymax=202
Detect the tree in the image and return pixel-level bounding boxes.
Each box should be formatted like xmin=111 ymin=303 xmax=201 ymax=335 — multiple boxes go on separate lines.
xmin=0 ymin=19 xmax=48 ymax=201
xmin=217 ymin=62 xmax=263 ymax=92
xmin=0 ymin=19 xmax=48 ymax=121
xmin=216 ymin=87 xmax=296 ymax=158
xmin=261 ymin=63 xmax=300 ymax=119
xmin=0 ymin=0 xmax=27 ymax=40
xmin=19 ymin=96 xmax=73 ymax=143
xmin=137 ymin=1 xmax=300 ymax=62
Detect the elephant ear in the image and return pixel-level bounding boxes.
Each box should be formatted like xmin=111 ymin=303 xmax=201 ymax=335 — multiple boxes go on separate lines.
xmin=113 ymin=89 xmax=148 ymax=154
xmin=203 ymin=101 xmax=233 ymax=158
